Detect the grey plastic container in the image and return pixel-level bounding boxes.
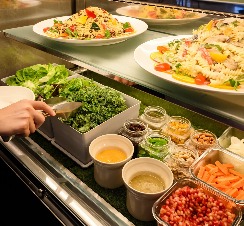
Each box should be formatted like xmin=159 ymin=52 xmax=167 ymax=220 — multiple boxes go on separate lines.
xmin=189 ymin=147 xmax=244 ymax=209
xmin=51 ymin=91 xmax=140 ymax=167
xmin=152 ymin=178 xmax=242 ymax=226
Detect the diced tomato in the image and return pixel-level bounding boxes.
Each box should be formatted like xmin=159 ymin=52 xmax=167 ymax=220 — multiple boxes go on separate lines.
xmin=184 ymin=39 xmax=192 ymax=47
xmin=154 ymin=63 xmax=171 ymax=72
xmin=69 ymin=25 xmax=76 ymax=32
xmin=43 ymin=27 xmax=50 ymax=33
xmin=95 ymin=34 xmax=104 ymax=39
xmin=195 ymin=73 xmax=209 ymax=85
xmin=124 ymin=27 xmax=134 ymax=32
xmin=157 ymin=46 xmax=168 ymax=53
xmin=85 ymin=9 xmax=96 ymax=18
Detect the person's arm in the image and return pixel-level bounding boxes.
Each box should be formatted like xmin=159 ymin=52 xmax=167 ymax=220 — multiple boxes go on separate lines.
xmin=0 ymin=99 xmax=56 ymax=137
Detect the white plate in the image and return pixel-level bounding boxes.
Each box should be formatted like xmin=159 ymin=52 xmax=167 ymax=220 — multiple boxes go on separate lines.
xmin=134 ymin=35 xmax=244 ymax=94
xmin=116 ymin=5 xmax=207 ymax=25
xmin=0 ymin=86 xmax=35 ymax=109
xmin=33 ymin=15 xmax=148 ymax=46
xmin=0 ymin=0 xmax=41 ymax=9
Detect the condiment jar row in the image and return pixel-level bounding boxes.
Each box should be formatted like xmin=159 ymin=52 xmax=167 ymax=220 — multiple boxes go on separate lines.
xmin=118 ymin=105 xmax=218 ymax=158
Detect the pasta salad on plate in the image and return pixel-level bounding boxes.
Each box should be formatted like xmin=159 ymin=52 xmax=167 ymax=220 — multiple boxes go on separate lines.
xmin=149 ymin=18 xmax=244 ymax=91
xmin=43 ymin=6 xmax=135 ymax=40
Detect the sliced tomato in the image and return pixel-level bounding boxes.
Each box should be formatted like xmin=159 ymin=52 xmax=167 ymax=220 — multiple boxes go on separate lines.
xmin=157 ymin=46 xmax=168 ymax=53
xmin=43 ymin=27 xmax=50 ymax=33
xmin=154 ymin=63 xmax=171 ymax=72
xmin=69 ymin=25 xmax=76 ymax=32
xmin=124 ymin=27 xmax=134 ymax=33
xmin=195 ymin=73 xmax=209 ymax=85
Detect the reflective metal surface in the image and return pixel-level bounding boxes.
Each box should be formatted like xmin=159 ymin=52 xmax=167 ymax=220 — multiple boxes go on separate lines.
xmin=0 ymin=137 xmax=134 ymax=225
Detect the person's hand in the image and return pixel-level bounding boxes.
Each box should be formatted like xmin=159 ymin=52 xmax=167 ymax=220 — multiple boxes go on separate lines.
xmin=0 ymin=99 xmax=56 ymax=137
xmin=113 ymin=76 xmax=135 ymax=86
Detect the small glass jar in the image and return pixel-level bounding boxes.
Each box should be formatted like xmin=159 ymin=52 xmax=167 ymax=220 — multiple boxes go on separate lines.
xmin=139 ymin=106 xmax=168 ymax=131
xmin=164 ymin=145 xmax=198 ymax=180
xmin=186 ymin=129 xmax=217 ymax=156
xmin=161 ymin=116 xmax=193 ymax=145
xmin=138 ymin=132 xmax=172 ymax=161
xmin=118 ymin=118 xmax=148 ymax=146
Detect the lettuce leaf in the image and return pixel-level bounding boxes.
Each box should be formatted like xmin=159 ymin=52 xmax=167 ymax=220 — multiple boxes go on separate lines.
xmin=5 ymin=64 xmax=69 ymax=97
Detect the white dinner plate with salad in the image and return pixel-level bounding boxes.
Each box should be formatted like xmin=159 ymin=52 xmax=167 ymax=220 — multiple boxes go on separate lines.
xmin=134 ymin=35 xmax=244 ymax=94
xmin=33 ymin=15 xmax=148 ymax=46
xmin=116 ymin=5 xmax=207 ymax=25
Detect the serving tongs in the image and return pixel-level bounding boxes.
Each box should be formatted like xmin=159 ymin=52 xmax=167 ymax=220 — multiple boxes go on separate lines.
xmin=1 ymin=98 xmax=82 ymax=142
xmin=50 ymin=101 xmax=82 ymax=120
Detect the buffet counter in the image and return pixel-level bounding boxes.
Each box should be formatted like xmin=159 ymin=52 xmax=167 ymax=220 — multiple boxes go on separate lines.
xmin=1 ymin=5 xmax=244 ymax=225
xmin=1 ymin=71 xmax=237 ymax=226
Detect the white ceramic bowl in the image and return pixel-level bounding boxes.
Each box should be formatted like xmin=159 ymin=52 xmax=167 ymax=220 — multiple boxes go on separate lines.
xmin=122 ymin=157 xmax=173 ymax=221
xmin=0 ymin=86 xmax=35 ymax=109
xmin=89 ymin=134 xmax=134 ymax=189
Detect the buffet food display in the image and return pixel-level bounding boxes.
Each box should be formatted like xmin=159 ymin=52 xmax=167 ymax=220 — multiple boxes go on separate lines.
xmin=2 ymin=59 xmax=243 ymax=224
xmin=1 ymin=5 xmax=244 ymax=224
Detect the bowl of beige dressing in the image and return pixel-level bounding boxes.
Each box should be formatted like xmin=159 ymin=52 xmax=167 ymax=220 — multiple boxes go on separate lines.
xmin=122 ymin=157 xmax=173 ymax=221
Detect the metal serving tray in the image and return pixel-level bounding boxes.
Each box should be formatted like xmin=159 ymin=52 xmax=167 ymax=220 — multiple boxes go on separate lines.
xmin=218 ymin=127 xmax=244 ymax=155
xmin=189 ymin=148 xmax=244 ymax=208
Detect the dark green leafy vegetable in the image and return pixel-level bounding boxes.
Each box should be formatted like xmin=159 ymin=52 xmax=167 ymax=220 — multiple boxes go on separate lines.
xmin=91 ymin=22 xmax=100 ymax=31
xmin=226 ymin=78 xmax=241 ymax=90
xmin=5 ymin=64 xmax=127 ymax=134
xmin=123 ymin=22 xmax=131 ymax=29
xmin=59 ymin=77 xmax=127 ymax=133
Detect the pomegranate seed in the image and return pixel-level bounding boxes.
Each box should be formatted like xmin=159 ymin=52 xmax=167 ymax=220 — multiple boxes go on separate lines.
xmin=158 ymin=186 xmax=236 ymax=226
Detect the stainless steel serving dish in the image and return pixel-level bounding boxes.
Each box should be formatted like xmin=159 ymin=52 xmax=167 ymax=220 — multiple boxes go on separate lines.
xmin=218 ymin=127 xmax=244 ymax=156
xmin=189 ymin=147 xmax=244 ymax=209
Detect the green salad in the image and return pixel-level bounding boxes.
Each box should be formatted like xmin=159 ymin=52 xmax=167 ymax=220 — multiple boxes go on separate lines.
xmin=6 ymin=64 xmax=128 ymax=133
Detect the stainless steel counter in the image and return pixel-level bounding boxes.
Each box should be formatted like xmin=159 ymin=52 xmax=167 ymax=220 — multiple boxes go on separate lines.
xmin=0 ymin=137 xmax=133 ymax=225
